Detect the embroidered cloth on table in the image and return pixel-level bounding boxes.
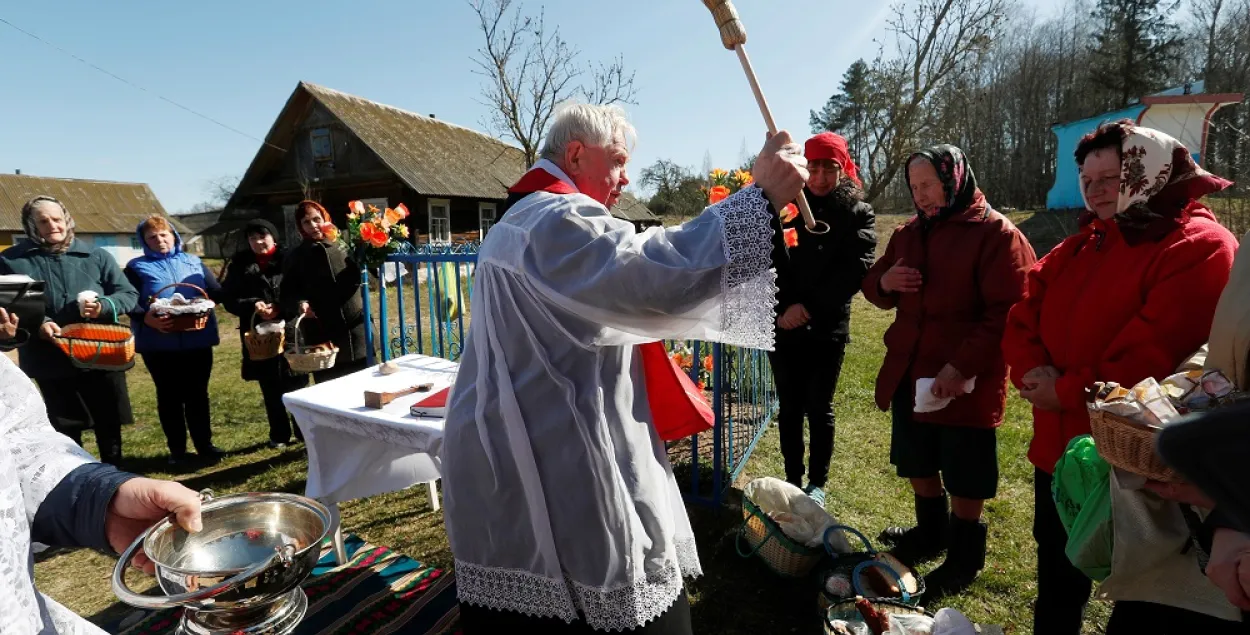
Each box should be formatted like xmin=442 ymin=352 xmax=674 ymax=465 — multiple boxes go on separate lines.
xmin=283 ymin=354 xmax=454 ymax=505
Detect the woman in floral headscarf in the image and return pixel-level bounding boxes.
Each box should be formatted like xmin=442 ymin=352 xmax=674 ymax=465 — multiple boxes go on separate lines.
xmin=1003 ymin=121 xmax=1240 ymax=633
xmin=862 ymin=145 xmax=1036 ymax=600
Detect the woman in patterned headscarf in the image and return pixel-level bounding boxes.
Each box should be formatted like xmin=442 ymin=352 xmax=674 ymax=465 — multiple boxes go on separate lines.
xmin=863 ymin=145 xmax=1036 ymax=601
xmin=0 ymin=196 xmax=139 ymax=466
xmin=1003 ymin=121 xmax=1241 ymax=633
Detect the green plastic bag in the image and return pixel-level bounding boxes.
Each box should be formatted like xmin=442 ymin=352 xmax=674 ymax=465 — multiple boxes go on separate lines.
xmin=1052 ymin=435 xmax=1114 ymax=581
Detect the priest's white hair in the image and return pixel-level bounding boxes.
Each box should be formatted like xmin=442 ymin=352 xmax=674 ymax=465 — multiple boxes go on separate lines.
xmin=539 ymin=103 xmax=637 ymax=163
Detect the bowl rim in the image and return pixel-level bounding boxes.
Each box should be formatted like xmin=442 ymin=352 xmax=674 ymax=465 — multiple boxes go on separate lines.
xmin=142 ymin=492 xmax=332 ymax=576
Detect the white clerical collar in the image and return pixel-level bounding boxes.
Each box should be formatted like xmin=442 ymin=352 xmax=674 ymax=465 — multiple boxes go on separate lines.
xmin=533 ymin=159 xmax=578 ymax=192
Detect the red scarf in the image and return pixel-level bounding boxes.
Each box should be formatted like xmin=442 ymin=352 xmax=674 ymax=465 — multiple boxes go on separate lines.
xmin=255 ymin=244 xmax=277 ymax=270
xmin=507 ymin=166 xmax=715 ymax=442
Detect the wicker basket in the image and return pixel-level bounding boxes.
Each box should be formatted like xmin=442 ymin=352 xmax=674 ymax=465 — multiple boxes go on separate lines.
xmin=54 ymin=298 xmax=135 ymax=372
xmin=736 ymin=485 xmax=825 ymax=578
xmin=284 ymin=314 xmax=338 ymax=374
xmin=1087 ymin=407 xmax=1180 ymax=483
xmin=823 ymin=598 xmax=931 ymax=635
xmin=244 ymin=311 xmax=284 ymax=361
xmin=818 ymin=525 xmax=925 ymax=614
xmin=150 ymin=282 xmax=213 ymax=332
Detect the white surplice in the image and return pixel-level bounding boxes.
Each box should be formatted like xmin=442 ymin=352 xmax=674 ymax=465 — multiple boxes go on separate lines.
xmin=441 ymin=160 xmax=776 ymax=631
xmin=0 ymin=355 xmax=109 ymax=635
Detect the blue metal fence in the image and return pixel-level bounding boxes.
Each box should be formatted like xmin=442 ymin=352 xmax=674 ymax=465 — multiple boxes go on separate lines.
xmin=360 ymin=243 xmax=777 ymax=506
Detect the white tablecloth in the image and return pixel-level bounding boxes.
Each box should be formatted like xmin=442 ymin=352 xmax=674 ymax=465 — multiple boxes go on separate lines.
xmin=283 ymin=354 xmax=456 ymax=506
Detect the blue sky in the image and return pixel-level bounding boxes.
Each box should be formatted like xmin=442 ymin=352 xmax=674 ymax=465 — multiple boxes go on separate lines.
xmin=1 ymin=0 xmax=1063 ymax=213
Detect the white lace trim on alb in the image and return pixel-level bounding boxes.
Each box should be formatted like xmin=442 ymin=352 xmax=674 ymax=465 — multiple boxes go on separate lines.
xmin=455 ymin=537 xmax=702 ymax=632
xmin=711 ymin=186 xmax=777 ymax=351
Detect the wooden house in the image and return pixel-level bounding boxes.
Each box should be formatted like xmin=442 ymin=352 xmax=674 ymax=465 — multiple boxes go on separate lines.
xmin=219 ymin=82 xmax=658 ymax=251
xmin=0 ymin=172 xmax=186 ymax=265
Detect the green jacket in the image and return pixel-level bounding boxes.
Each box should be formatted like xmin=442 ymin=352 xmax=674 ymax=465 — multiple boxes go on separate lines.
xmin=0 ymin=239 xmax=139 ymax=379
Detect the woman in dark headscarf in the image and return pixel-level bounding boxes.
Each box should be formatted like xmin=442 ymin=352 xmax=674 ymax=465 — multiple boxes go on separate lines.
xmin=862 ymin=145 xmax=1036 ymax=600
xmin=221 ymin=219 xmax=309 ymax=447
xmin=0 ymin=196 xmax=139 ymax=465
xmin=1004 ymin=121 xmax=1241 ymax=634
xmin=280 ymin=201 xmax=369 ymax=383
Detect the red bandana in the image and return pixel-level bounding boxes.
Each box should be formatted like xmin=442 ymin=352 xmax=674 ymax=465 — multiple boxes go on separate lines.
xmin=508 ymin=167 xmax=578 ymax=196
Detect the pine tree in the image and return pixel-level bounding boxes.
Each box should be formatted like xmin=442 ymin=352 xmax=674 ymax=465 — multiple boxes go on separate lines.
xmin=1089 ymin=0 xmax=1184 ymax=106
xmin=809 ymin=60 xmax=873 ymax=172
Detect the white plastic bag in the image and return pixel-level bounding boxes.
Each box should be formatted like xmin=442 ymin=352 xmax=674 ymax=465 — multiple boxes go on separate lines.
xmin=743 ymin=477 xmax=848 ymax=550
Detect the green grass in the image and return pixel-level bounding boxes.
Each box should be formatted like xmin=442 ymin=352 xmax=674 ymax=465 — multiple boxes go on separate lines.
xmin=33 ymin=212 xmax=1108 ymax=634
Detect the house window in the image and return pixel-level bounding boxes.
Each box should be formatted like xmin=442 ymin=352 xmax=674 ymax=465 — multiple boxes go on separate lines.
xmin=310 ymin=128 xmax=333 ymax=162
xmin=428 ymin=199 xmax=451 ymax=244
xmin=130 ymin=236 xmax=142 ymax=250
xmin=479 ymin=202 xmax=497 ymax=239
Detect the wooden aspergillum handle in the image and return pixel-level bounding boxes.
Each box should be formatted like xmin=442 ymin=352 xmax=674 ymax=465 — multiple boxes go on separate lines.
xmin=364 ymin=383 xmax=433 ymax=409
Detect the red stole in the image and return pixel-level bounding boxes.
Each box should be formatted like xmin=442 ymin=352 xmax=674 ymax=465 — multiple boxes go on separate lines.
xmin=508 ymin=167 xmax=715 ymax=442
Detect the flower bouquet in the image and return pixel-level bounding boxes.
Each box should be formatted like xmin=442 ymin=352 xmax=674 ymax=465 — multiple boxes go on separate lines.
xmin=670 ymin=344 xmax=714 ymax=392
xmin=335 ymin=200 xmax=411 ymax=269
xmin=706 ymin=168 xmax=798 ymax=247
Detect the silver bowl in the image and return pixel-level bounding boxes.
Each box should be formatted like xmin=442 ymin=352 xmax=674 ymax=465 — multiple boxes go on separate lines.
xmin=112 ymin=490 xmax=333 ymax=621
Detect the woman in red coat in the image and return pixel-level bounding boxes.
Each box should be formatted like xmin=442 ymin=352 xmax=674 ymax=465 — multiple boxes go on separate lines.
xmin=862 ymin=145 xmax=1036 ymax=599
xmin=1002 ymin=121 xmax=1238 ymax=634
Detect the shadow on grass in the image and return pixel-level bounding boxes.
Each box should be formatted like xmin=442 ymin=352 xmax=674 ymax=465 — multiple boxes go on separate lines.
xmin=685 ymin=487 xmax=827 ymax=635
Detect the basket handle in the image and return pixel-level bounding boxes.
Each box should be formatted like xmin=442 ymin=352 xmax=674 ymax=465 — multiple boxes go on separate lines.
xmin=290 ymin=312 xmax=305 ymax=349
xmin=851 ymin=559 xmax=911 ymax=604
xmin=823 ymin=524 xmax=876 ymax=558
xmin=735 ymin=512 xmax=776 ymax=560
xmin=99 ymin=296 xmax=120 ymax=325
xmin=151 ymin=281 xmax=208 ymax=302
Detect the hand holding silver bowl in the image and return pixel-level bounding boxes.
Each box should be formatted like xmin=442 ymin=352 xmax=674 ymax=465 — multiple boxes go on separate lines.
xmin=112 ymin=490 xmax=334 ymax=635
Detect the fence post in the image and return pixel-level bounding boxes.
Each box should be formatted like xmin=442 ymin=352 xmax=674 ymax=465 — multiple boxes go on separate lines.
xmin=361 ymin=267 xmax=375 ymax=366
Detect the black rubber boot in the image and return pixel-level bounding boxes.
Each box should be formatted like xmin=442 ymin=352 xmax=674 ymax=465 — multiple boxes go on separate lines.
xmin=923 ymin=516 xmax=988 ymax=602
xmin=879 ymin=493 xmax=949 ymax=567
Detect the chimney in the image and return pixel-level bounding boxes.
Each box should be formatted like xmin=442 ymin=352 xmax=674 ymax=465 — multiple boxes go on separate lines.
xmin=15 ymin=169 xmax=20 ymax=175
xmin=429 ymin=114 xmax=436 ymax=119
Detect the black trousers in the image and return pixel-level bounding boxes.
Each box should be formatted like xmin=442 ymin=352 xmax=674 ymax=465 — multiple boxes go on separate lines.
xmin=143 ymin=349 xmax=214 ymax=457
xmin=767 ymin=331 xmax=846 ymax=488
xmin=1034 ymin=468 xmax=1094 ymax=635
xmin=35 ymin=370 xmax=131 ymax=465
xmin=1106 ymin=601 xmax=1248 ymax=634
xmin=258 ymin=373 xmax=308 ymax=444
xmin=458 ymin=590 xmax=692 ymax=634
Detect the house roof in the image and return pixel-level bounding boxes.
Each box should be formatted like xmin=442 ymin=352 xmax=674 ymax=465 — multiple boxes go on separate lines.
xmin=0 ymin=173 xmax=184 ymax=235
xmin=611 ymin=192 xmax=660 ymax=223
xmin=229 ymin=82 xmax=526 ymax=206
xmin=174 ymin=209 xmax=224 ymax=234
xmin=229 ymin=82 xmax=658 ymax=225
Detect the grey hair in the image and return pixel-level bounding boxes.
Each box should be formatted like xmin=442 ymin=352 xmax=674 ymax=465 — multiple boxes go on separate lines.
xmin=539 ymin=103 xmax=637 ymax=164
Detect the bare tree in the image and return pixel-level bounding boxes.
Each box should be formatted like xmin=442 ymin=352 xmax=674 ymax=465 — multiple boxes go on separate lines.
xmin=182 ymin=175 xmax=240 ymax=214
xmin=468 ymin=0 xmax=638 ymax=165
xmin=859 ymin=0 xmax=1007 ymax=202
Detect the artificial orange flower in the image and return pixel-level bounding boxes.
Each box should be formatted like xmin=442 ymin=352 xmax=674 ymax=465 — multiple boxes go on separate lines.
xmin=383 ymin=207 xmax=403 ymax=228
xmin=733 ymin=170 xmax=753 ymax=186
xmin=780 ymin=203 xmax=799 ymax=224
xmin=360 ymin=222 xmax=389 ymax=248
xmin=368 ymin=204 xmax=380 ymax=213
xmin=347 ymin=200 xmax=365 ymax=219
xmin=708 ymin=185 xmax=731 ymax=204
xmin=697 ymin=381 xmax=706 ymax=392
xmin=395 ymin=203 xmax=410 ymax=219
xmin=710 ymin=168 xmax=728 ymax=181
xmin=783 ymin=227 xmax=799 ymax=248
xmin=702 ymin=355 xmax=713 ymax=372
xmin=321 ymin=223 xmax=339 ymax=242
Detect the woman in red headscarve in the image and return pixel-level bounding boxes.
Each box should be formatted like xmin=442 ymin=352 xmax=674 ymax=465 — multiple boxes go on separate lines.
xmin=768 ymin=132 xmax=876 ymax=504
xmin=280 ymin=200 xmax=370 ymax=383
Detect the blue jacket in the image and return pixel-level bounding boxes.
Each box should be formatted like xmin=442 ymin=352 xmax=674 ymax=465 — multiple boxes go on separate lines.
xmin=124 ymin=224 xmax=221 ymax=353
xmin=0 ymin=239 xmax=139 ymax=379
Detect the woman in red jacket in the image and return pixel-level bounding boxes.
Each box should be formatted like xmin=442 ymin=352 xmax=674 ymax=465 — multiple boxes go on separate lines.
xmin=1002 ymin=121 xmax=1238 ymax=634
xmin=862 ymin=145 xmax=1035 ymax=599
